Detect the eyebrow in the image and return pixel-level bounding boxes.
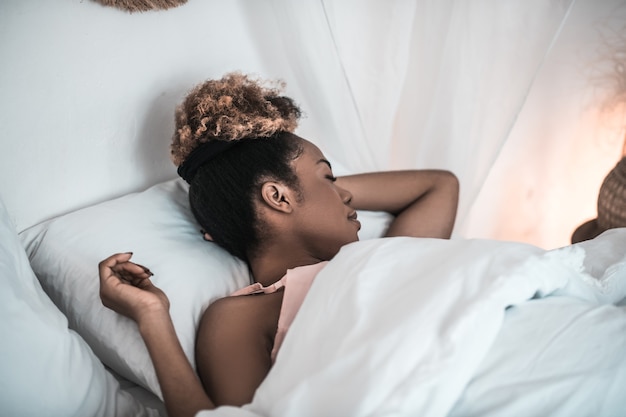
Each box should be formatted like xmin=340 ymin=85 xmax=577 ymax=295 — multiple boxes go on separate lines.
xmin=317 ymin=158 xmax=332 ymax=170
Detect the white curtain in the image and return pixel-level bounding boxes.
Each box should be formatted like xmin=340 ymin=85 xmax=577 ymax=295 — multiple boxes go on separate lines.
xmin=268 ymin=0 xmax=577 ymax=236
xmin=3 ymin=0 xmax=622 ymax=246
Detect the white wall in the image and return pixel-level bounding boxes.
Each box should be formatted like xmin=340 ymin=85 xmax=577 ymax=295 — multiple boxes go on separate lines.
xmin=0 ymin=0 xmax=291 ymax=231
xmin=1 ymin=0 xmax=624 ymax=249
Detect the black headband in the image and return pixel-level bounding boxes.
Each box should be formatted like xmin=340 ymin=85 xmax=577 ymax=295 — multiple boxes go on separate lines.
xmin=177 ymin=139 xmax=240 ymax=183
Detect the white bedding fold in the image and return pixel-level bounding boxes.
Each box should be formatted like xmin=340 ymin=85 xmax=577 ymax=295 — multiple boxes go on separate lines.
xmin=198 ymin=230 xmax=626 ymax=417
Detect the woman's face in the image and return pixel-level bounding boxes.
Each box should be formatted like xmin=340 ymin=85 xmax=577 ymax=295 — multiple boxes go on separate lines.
xmin=289 ymin=138 xmax=360 ymax=260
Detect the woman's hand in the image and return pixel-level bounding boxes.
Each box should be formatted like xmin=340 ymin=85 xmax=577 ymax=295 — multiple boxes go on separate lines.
xmin=100 ymin=252 xmax=215 ymax=416
xmin=99 ymin=252 xmax=169 ymax=323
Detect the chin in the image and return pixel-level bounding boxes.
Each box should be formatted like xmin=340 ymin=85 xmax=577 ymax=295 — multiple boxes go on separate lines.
xmin=325 ymin=238 xmax=357 ymax=259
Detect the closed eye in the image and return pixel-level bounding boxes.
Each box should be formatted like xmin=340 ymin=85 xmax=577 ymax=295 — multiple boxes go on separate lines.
xmin=325 ymin=175 xmax=337 ymax=182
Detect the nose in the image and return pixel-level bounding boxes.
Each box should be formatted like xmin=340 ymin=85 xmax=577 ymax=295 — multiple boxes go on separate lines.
xmin=338 ymin=185 xmax=353 ymax=205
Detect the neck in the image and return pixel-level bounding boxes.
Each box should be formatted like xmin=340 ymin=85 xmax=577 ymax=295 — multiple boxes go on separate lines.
xmin=248 ymin=243 xmax=322 ymax=287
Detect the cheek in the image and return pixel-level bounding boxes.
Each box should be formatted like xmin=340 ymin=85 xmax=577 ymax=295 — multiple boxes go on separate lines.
xmin=299 ymin=210 xmax=358 ymax=259
xmin=298 ymin=185 xmax=349 ymax=231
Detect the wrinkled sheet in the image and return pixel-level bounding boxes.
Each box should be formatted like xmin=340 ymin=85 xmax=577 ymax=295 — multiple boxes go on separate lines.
xmin=198 ymin=230 xmax=626 ymax=417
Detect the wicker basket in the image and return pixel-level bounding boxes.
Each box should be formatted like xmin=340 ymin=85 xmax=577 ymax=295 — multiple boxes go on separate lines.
xmin=93 ymin=0 xmax=188 ymax=13
xmin=597 ymin=157 xmax=626 ymax=231
xmin=572 ymin=156 xmax=626 ymax=243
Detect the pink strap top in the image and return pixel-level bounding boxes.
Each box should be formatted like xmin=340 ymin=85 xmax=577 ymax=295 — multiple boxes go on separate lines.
xmin=230 ymin=262 xmax=328 ymax=362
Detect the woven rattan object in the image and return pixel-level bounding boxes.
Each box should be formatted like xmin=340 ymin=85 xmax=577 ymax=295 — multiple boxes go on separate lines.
xmin=597 ymin=157 xmax=626 ymax=230
xmin=572 ymin=156 xmax=626 ymax=243
xmin=93 ymin=0 xmax=187 ymax=13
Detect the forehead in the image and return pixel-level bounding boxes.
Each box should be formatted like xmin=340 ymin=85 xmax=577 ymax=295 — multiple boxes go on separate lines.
xmin=290 ymin=138 xmax=330 ymax=177
xmin=297 ymin=138 xmax=325 ymax=161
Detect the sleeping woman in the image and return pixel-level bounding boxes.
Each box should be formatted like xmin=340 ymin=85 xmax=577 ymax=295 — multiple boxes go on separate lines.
xmin=98 ymin=72 xmax=459 ymax=417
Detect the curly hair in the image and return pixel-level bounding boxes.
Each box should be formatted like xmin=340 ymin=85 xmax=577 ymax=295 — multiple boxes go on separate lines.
xmin=171 ymin=73 xmax=304 ymax=263
xmin=170 ymin=72 xmax=301 ymax=166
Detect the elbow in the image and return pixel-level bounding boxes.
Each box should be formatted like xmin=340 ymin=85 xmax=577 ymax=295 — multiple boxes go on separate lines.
xmin=435 ymin=169 xmax=460 ymax=204
xmin=446 ymin=170 xmax=460 ymax=201
xmin=433 ymin=170 xmax=460 ymax=239
xmin=445 ymin=171 xmax=460 ymax=237
xmin=441 ymin=169 xmax=459 ymax=186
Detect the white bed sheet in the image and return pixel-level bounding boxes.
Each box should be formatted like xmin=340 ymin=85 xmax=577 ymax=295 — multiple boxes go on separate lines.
xmin=0 ymin=195 xmax=165 ymax=417
xmin=197 ymin=229 xmax=626 ymax=417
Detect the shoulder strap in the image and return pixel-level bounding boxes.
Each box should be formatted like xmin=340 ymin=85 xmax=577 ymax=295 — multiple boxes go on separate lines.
xmin=230 ymin=279 xmax=285 ymax=297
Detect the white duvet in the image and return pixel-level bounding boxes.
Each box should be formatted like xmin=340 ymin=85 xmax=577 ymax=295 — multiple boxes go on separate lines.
xmin=198 ymin=230 xmax=626 ymax=417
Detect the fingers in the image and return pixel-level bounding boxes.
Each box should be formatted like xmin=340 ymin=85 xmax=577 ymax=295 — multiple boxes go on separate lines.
xmin=116 ymin=269 xmax=152 ymax=288
xmin=99 ymin=252 xmax=133 ymax=274
xmin=98 ymin=253 xmax=170 ymax=320
xmin=99 ymin=252 xmax=154 ymax=284
xmin=112 ymin=261 xmax=153 ymax=278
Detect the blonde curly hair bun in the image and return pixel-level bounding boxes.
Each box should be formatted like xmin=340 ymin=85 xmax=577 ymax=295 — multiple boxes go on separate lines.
xmin=170 ymin=72 xmax=302 ymax=166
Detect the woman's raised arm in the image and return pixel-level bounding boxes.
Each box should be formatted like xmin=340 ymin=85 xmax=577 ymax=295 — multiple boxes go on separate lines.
xmin=336 ymin=170 xmax=459 ymax=239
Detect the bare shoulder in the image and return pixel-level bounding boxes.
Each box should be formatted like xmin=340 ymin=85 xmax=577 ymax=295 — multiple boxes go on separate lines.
xmin=197 ymin=293 xmax=282 ymax=342
xmin=195 ymin=292 xmax=283 ymax=406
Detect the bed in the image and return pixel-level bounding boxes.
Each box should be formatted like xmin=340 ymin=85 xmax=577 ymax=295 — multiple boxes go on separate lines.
xmin=3 ymin=178 xmax=625 ymax=417
xmin=3 ymin=0 xmax=626 ymax=415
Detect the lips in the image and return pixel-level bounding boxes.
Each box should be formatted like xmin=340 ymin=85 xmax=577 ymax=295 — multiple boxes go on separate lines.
xmin=348 ymin=211 xmax=361 ymax=230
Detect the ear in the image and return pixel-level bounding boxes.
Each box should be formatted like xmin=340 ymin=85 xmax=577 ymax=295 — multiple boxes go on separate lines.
xmin=260 ymin=181 xmax=294 ymax=213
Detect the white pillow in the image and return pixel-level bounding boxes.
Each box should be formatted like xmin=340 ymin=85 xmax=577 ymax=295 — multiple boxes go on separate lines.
xmin=19 ymin=179 xmax=251 ymax=399
xmin=0 ymin=195 xmax=162 ymax=417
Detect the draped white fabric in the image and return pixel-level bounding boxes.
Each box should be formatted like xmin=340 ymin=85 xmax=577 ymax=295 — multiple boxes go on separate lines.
xmin=267 ymin=0 xmax=626 ymax=247
xmin=1 ymin=0 xmax=624 ymax=248
xmin=270 ymin=0 xmax=575 ymax=229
